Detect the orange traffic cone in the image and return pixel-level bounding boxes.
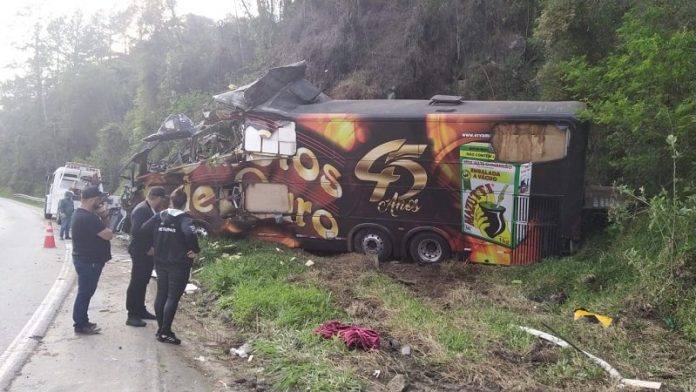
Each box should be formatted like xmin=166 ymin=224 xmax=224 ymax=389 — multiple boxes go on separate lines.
xmin=44 ymin=222 xmax=56 ymax=248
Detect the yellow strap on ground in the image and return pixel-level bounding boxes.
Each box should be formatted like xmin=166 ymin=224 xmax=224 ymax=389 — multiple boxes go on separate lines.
xmin=574 ymin=308 xmax=613 ymax=328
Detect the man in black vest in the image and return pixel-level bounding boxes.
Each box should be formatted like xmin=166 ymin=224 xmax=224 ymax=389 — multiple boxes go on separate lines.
xmin=125 ymin=186 xmax=168 ymax=327
xmin=72 ymin=186 xmax=112 ymax=335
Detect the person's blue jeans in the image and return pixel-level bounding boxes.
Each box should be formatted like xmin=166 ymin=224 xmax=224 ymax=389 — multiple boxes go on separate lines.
xmin=60 ymin=215 xmax=72 ymax=239
xmin=72 ymin=259 xmax=104 ymax=327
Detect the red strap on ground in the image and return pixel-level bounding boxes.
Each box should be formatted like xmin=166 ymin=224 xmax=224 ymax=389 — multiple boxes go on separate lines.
xmin=314 ymin=320 xmax=380 ymax=350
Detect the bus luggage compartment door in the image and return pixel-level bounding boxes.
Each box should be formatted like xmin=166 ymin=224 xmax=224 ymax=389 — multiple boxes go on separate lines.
xmin=244 ymin=183 xmax=290 ymax=213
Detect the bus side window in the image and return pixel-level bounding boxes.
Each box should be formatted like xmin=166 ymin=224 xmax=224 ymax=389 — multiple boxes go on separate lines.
xmin=244 ymin=121 xmax=296 ymax=156
xmin=491 ymin=123 xmax=569 ymax=163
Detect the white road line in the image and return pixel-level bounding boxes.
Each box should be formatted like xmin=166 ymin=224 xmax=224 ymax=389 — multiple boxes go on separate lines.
xmin=0 ymin=244 xmax=75 ymax=390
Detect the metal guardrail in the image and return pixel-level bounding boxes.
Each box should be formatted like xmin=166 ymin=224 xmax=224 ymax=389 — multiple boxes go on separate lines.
xmin=13 ymin=194 xmax=43 ymax=202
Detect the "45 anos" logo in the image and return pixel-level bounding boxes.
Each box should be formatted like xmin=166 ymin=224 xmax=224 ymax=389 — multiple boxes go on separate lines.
xmin=354 ymin=139 xmax=428 ymax=202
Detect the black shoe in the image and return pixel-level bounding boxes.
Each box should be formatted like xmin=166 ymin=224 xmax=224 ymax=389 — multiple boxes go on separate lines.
xmin=139 ymin=310 xmax=157 ymax=320
xmin=65 ymin=236 xmax=71 ymax=240
xmin=126 ymin=317 xmax=146 ymax=327
xmin=75 ymin=324 xmax=101 ymax=335
xmin=157 ymin=332 xmax=181 ymax=345
xmin=87 ymin=321 xmax=98 ymax=329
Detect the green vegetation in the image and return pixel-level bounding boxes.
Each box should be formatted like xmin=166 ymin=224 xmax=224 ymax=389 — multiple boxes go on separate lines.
xmin=195 ymin=230 xmax=696 ymax=390
xmin=0 ymin=188 xmax=44 ymax=208
xmin=559 ymin=2 xmax=696 ymax=192
xmin=197 ymin=239 xmax=354 ymax=390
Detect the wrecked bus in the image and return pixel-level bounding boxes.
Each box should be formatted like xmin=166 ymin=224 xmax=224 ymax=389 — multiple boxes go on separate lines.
xmin=123 ymin=61 xmax=588 ymax=265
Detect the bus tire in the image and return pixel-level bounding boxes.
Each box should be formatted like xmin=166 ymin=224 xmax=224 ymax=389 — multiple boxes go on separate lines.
xmin=409 ymin=232 xmax=450 ymax=265
xmin=354 ymin=228 xmax=392 ymax=262
xmin=192 ymin=219 xmax=211 ymax=237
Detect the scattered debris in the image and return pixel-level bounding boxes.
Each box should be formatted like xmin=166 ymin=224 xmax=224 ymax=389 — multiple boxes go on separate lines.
xmin=520 ymin=325 xmax=662 ymax=390
xmin=191 ymin=267 xmax=204 ymax=275
xmin=574 ymin=308 xmax=614 ymax=328
xmin=527 ymin=291 xmax=568 ymax=305
xmin=195 ymin=355 xmax=207 ymax=362
xmin=185 ymin=283 xmax=199 ymax=294
xmin=247 ymin=355 xmax=254 ymax=362
xmin=315 ymin=320 xmax=380 ymax=350
xmin=386 ymin=374 xmax=408 ymax=392
xmin=373 ymin=369 xmax=381 ymax=378
xmin=512 ymin=280 xmax=523 ymax=284
xmin=220 ymin=312 xmax=232 ymax=323
xmin=664 ymin=317 xmax=676 ymax=331
xmin=400 ymin=345 xmax=412 ymax=356
xmin=290 ymin=256 xmax=297 ymax=262
xmin=305 ymin=259 xmax=315 ymax=267
xmin=230 ymin=343 xmax=251 ymax=358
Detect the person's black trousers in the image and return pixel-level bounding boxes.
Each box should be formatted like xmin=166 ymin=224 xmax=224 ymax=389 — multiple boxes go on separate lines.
xmin=126 ymin=252 xmax=154 ymax=317
xmin=154 ymin=262 xmax=191 ymax=334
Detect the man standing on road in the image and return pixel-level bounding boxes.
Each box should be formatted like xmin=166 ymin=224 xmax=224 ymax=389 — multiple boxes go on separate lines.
xmin=125 ymin=186 xmax=168 ymax=327
xmin=71 ymin=186 xmax=112 ymax=335
xmin=138 ymin=186 xmax=199 ymax=345
xmin=57 ymin=191 xmax=75 ymax=240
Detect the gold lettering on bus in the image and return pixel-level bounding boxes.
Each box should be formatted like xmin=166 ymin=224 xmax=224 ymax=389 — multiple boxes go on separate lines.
xmin=355 ymin=139 xmax=428 ymax=217
xmin=293 ymin=147 xmax=320 ymax=181
xmin=279 ymin=158 xmax=290 ymax=171
xmin=312 ymin=209 xmax=339 ymax=239
xmin=320 ymin=164 xmax=342 ymax=198
xmin=234 ymin=167 xmax=268 ymax=182
xmin=192 ymin=185 xmax=215 ymax=213
xmin=377 ymin=193 xmax=422 ymax=217
xmin=294 ymin=197 xmax=313 ymax=227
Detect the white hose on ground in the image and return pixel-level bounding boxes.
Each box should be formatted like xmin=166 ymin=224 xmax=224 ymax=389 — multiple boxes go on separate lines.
xmin=519 ymin=326 xmax=662 ymax=390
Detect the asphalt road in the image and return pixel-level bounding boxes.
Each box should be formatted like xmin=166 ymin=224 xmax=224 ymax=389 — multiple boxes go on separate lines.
xmin=0 ymin=198 xmax=215 ymax=391
xmin=0 ymin=198 xmax=64 ymax=354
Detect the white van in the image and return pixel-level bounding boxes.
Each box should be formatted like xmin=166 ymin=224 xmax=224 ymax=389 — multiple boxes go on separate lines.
xmin=44 ymin=162 xmax=102 ymax=219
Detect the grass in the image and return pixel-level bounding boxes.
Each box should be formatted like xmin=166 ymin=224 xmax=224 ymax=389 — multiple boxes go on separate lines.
xmin=197 ymin=238 xmax=354 ymax=390
xmin=193 ymin=210 xmax=696 ymax=391
xmin=354 ymin=272 xmax=479 ymax=360
xmin=0 ymin=188 xmax=44 ymax=208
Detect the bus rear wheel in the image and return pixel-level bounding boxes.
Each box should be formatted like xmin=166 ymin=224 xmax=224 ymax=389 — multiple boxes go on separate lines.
xmin=409 ymin=232 xmax=450 ymax=265
xmin=354 ymin=229 xmax=392 ymax=262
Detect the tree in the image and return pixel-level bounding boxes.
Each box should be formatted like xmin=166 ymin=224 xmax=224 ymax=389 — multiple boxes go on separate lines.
xmin=560 ymin=1 xmax=696 ymax=192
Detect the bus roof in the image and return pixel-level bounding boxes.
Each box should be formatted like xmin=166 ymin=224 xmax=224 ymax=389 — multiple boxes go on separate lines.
xmin=282 ymin=99 xmax=586 ymax=120
xmin=217 ymin=61 xmax=585 ymax=121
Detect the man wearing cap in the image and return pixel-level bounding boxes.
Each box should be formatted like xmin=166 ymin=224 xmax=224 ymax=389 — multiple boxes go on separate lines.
xmin=125 ymin=186 xmax=168 ymax=327
xmin=71 ymin=186 xmax=112 ymax=335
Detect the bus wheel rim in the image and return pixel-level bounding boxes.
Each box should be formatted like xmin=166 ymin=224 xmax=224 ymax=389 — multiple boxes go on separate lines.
xmin=417 ymin=240 xmax=442 ymax=263
xmin=362 ymin=233 xmax=384 ymax=254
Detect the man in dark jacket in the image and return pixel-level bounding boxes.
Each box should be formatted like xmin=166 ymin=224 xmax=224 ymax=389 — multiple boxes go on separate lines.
xmin=125 ymin=186 xmax=168 ymax=327
xmin=57 ymin=191 xmax=75 ymax=240
xmin=138 ymin=186 xmax=199 ymax=344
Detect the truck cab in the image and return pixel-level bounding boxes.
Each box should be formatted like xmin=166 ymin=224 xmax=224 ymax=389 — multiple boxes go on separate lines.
xmin=44 ymin=162 xmax=102 ymax=219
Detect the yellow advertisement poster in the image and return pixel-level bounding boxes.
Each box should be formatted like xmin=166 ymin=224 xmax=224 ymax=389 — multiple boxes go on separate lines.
xmin=461 ymin=143 xmax=532 ymax=250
